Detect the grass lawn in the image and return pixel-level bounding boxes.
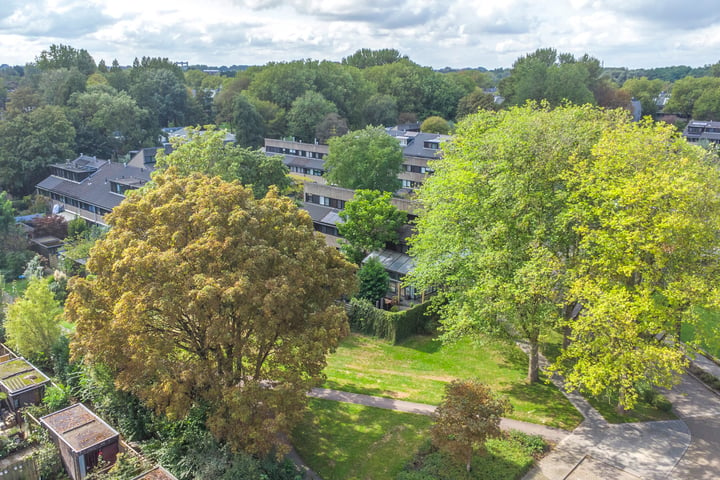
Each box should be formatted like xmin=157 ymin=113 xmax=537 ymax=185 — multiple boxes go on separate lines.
xmin=681 ymin=306 xmax=720 ymax=360
xmin=324 ymin=333 xmax=583 ymax=430
xmin=1 ymin=278 xmax=29 ymax=298
xmin=587 ymin=395 xmax=676 ymax=423
xmin=293 ymin=398 xmax=434 ymax=480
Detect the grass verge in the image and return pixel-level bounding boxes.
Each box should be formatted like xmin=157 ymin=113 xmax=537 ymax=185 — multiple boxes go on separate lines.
xmin=292 ymin=398 xmax=433 ymax=480
xmin=324 ymin=333 xmax=583 ymax=430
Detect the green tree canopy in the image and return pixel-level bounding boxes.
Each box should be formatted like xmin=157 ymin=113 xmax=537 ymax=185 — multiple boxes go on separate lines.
xmin=155 ymin=126 xmax=290 ymax=198
xmin=555 ymin=120 xmax=720 ymax=412
xmin=36 ymin=44 xmax=96 ymax=75
xmin=621 ymin=77 xmax=664 ymax=116
xmin=5 ymin=277 xmax=63 ymax=360
xmin=337 ymin=189 xmax=407 ymax=263
xmin=420 ymin=116 xmax=451 ymax=134
xmin=66 ymin=170 xmax=357 ymax=456
xmin=0 ymin=105 xmax=76 ymax=195
xmin=341 ymin=48 xmax=408 ymax=68
xmin=357 ymin=257 xmax=390 ymax=304
xmin=408 ymin=104 xmax=626 ymax=383
xmin=324 ymin=126 xmax=404 ymax=192
xmin=286 ymin=90 xmax=337 ymax=143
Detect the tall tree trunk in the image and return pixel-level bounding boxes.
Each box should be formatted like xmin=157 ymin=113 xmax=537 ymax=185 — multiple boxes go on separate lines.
xmin=528 ymin=335 xmax=540 ymax=383
xmin=616 ymin=388 xmax=627 ymax=416
xmin=466 ymin=451 xmax=472 ymax=472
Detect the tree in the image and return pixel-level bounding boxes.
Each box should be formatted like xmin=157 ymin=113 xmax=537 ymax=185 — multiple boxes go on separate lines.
xmin=420 ymin=116 xmax=451 ymax=134
xmin=36 ymin=44 xmax=96 ymax=75
xmin=324 ymin=126 xmax=404 ymax=192
xmin=408 ymin=104 xmax=625 ymax=383
xmin=362 ymin=94 xmax=398 ymax=127
xmin=129 ymin=68 xmax=188 ymax=128
xmin=342 ymin=48 xmax=408 ymax=68
xmin=38 ymin=68 xmax=86 ymax=106
xmin=0 ymin=105 xmax=76 ymax=195
xmin=29 ymin=214 xmax=68 ymax=239
xmin=554 ymin=120 xmax=720 ymax=413
xmin=248 ymin=60 xmax=318 ymax=110
xmin=230 ymin=94 xmax=265 ymax=148
xmin=621 ymin=77 xmax=664 ymax=116
xmin=356 ymin=257 xmax=390 ymax=304
xmin=665 ymin=76 xmax=720 ymax=117
xmin=66 ymin=170 xmax=357 ymax=456
xmin=499 ymin=48 xmax=600 ymax=107
xmin=69 ymin=85 xmax=154 ymax=157
xmin=286 ymin=91 xmax=337 ymax=143
xmin=431 ymin=380 xmax=511 ymax=472
xmin=5 ymin=277 xmax=63 ymax=360
xmin=315 ymin=112 xmax=349 ymax=144
xmin=155 ymin=126 xmax=290 ymax=198
xmin=456 ymin=88 xmax=496 ymax=119
xmin=337 ymin=189 xmax=407 ymax=263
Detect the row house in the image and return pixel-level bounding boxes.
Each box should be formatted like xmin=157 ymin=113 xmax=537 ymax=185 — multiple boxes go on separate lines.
xmin=683 ymin=120 xmax=720 ymax=144
xmin=36 ymin=154 xmax=153 ymax=227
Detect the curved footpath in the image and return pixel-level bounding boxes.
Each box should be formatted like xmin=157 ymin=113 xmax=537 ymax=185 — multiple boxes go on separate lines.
xmin=291 ymin=357 xmax=720 ymax=480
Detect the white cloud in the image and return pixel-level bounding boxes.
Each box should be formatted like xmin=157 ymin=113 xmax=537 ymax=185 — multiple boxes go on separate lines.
xmin=0 ymin=0 xmax=719 ymax=68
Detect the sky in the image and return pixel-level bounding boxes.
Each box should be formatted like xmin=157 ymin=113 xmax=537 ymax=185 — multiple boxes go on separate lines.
xmin=1 ymin=0 xmax=720 ymax=70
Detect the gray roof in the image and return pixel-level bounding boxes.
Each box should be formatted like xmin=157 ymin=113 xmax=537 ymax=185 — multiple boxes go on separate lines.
xmin=36 ymin=162 xmax=153 ymax=211
xmin=301 ymin=203 xmax=343 ymax=226
xmin=365 ymin=249 xmax=415 ymax=276
xmin=386 ymin=130 xmax=451 ymax=159
xmin=277 ymin=154 xmax=325 ymax=170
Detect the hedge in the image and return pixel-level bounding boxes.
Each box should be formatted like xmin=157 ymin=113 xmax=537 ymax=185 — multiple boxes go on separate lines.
xmin=347 ymin=299 xmax=437 ymax=344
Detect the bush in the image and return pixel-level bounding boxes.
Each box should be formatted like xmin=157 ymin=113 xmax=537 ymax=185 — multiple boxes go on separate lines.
xmin=506 ymin=430 xmax=546 ymax=457
xmin=347 ymin=299 xmax=436 ymax=344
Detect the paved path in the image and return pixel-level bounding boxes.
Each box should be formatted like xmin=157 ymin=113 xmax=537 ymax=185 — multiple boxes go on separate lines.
xmin=309 ymin=387 xmax=570 ymax=443
xmin=292 ymin=352 xmax=720 ymax=480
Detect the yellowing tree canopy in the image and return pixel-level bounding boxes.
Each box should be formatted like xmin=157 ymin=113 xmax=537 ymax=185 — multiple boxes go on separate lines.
xmin=66 ymin=170 xmax=356 ymax=455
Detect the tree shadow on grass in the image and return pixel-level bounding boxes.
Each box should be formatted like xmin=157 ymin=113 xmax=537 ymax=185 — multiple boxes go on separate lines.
xmin=399 ymin=335 xmax=443 ymax=354
xmin=505 ymin=379 xmax=583 ymax=429
xmin=322 ymin=379 xmax=394 ymax=398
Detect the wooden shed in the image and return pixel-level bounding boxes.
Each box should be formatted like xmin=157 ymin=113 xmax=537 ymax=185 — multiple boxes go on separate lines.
xmin=132 ymin=466 xmax=178 ymax=480
xmin=40 ymin=403 xmax=120 ymax=480
xmin=0 ymin=357 xmax=50 ymax=411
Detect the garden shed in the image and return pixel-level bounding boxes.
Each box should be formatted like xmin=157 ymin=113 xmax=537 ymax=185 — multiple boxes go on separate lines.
xmin=0 ymin=357 xmax=50 ymax=411
xmin=40 ymin=403 xmax=120 ymax=480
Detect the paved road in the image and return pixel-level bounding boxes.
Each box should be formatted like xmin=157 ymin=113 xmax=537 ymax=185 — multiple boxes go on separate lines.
xmin=664 ymin=374 xmax=720 ymax=479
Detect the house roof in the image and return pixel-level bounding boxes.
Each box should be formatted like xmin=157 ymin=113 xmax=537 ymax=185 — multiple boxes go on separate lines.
xmin=365 ymin=249 xmax=415 ymax=276
xmin=132 ymin=466 xmax=178 ymax=480
xmin=301 ymin=203 xmax=343 ymax=226
xmin=277 ymin=154 xmax=325 ymax=170
xmin=40 ymin=403 xmax=119 ymax=455
xmin=36 ymin=161 xmax=153 ymax=211
xmin=0 ymin=358 xmax=49 ymax=395
xmin=386 ymin=130 xmax=451 ymax=159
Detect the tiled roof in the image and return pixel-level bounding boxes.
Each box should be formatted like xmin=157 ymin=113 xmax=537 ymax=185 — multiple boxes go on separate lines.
xmin=132 ymin=466 xmax=177 ymax=480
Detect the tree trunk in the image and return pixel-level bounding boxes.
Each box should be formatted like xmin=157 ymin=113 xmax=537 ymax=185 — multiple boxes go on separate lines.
xmin=562 ymin=325 xmax=572 ymax=349
xmin=528 ymin=337 xmax=539 ymax=383
xmin=616 ymin=387 xmax=627 ymax=416
xmin=466 ymin=452 xmax=472 ymax=472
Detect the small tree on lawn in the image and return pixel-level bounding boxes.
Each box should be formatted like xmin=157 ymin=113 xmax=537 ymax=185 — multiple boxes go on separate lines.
xmin=357 ymin=257 xmax=389 ymax=305
xmin=431 ymin=379 xmax=511 ymax=472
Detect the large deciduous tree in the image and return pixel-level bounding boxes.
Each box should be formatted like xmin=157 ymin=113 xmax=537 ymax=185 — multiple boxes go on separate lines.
xmin=324 ymin=126 xmax=404 ymax=192
xmin=555 ymin=120 xmax=720 ymax=412
xmin=337 ymin=189 xmax=407 ymax=264
xmin=66 ymin=170 xmax=357 ymax=455
xmin=155 ymin=126 xmax=290 ymax=198
xmin=0 ymin=105 xmax=76 ymax=195
xmin=408 ymin=104 xmax=624 ymax=383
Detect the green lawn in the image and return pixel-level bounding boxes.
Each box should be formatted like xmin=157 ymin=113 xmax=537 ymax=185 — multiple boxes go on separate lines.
xmin=293 ymin=398 xmax=433 ymax=480
xmin=682 ymin=307 xmax=720 ymax=359
xmin=1 ymin=278 xmax=29 ymax=298
xmin=324 ymin=334 xmax=583 ymax=430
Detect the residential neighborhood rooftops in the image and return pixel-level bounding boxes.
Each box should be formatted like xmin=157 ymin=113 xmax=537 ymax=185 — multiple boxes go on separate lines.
xmin=366 ymin=249 xmax=415 ymax=276
xmin=40 ymin=403 xmax=120 ymax=455
xmin=0 ymin=358 xmax=49 ymax=394
xmin=132 ymin=466 xmax=177 ymax=480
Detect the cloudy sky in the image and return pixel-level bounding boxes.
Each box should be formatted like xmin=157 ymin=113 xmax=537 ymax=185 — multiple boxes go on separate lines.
xmin=1 ymin=0 xmax=719 ymax=69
